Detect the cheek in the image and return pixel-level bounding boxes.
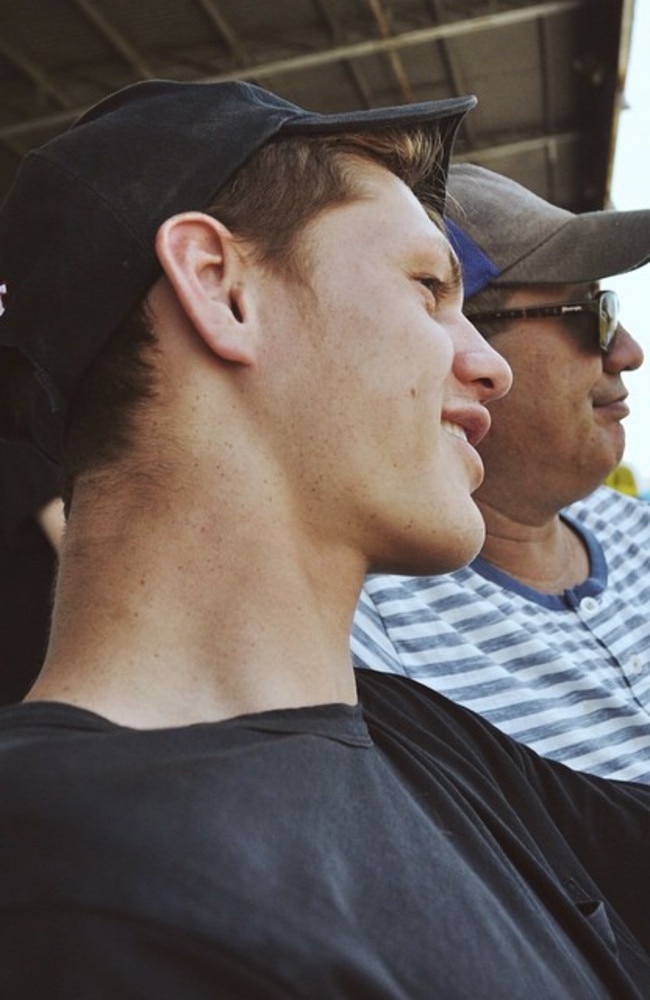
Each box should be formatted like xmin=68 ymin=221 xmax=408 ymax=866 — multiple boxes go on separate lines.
xmin=352 ymin=370 xmax=444 ymax=475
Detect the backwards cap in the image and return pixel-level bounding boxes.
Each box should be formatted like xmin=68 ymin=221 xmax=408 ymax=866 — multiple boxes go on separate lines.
xmin=0 ymin=79 xmax=476 ymax=457
xmin=445 ymin=162 xmax=650 ymax=299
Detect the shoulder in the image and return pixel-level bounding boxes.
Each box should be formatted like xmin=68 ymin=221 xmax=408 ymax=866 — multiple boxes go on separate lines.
xmin=568 ymin=485 xmax=650 ymax=531
xmin=355 ymin=668 xmax=528 ymax=772
xmin=355 ymin=669 xmax=650 ymax=821
xmin=358 ymin=566 xmax=492 ymax=631
xmin=0 ymin=701 xmax=370 ymax=957
xmin=567 ymin=487 xmax=650 ymax=586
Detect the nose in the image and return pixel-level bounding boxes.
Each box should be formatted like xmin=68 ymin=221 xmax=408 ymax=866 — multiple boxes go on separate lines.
xmin=454 ymin=316 xmax=513 ymax=402
xmin=604 ymin=323 xmax=644 ymax=374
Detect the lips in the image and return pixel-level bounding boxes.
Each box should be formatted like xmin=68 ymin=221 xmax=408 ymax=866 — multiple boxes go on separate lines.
xmin=593 ymin=394 xmax=630 ymax=419
xmin=441 ymin=419 xmax=467 ymax=442
xmin=442 ymin=407 xmax=491 ymax=447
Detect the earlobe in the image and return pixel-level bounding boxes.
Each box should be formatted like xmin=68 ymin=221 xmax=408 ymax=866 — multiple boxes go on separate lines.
xmin=155 ymin=212 xmax=256 ymax=365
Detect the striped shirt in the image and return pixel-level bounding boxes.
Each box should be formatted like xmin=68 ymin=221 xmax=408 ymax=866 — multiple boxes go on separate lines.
xmin=352 ymin=486 xmax=650 ymax=783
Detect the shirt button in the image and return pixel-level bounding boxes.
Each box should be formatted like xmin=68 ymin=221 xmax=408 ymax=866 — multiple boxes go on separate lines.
xmin=629 ymin=655 xmax=642 ymax=675
xmin=580 ymin=596 xmax=599 ymax=614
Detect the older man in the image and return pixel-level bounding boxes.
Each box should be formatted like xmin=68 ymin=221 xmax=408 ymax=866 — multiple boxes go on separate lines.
xmin=354 ymin=163 xmax=650 ymax=782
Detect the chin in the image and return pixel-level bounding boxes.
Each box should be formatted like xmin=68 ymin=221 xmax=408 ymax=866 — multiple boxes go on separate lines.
xmin=371 ymin=511 xmax=486 ymax=578
xmin=438 ymin=526 xmax=486 ymax=574
xmin=607 ymin=426 xmax=626 ymax=467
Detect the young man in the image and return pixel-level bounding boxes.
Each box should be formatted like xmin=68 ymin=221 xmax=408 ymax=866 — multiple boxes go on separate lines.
xmin=354 ymin=163 xmax=650 ymax=782
xmin=0 ymin=83 xmax=649 ymax=997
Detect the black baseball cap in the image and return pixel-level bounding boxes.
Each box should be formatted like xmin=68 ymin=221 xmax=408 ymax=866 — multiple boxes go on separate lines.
xmin=0 ymin=79 xmax=476 ymax=459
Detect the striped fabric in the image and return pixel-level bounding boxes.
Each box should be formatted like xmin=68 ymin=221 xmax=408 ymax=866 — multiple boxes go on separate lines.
xmin=352 ymin=486 xmax=650 ymax=783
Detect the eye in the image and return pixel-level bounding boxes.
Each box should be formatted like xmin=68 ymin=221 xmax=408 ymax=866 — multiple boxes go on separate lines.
xmin=417 ymin=275 xmax=461 ymax=311
xmin=417 ymin=276 xmax=444 ymax=297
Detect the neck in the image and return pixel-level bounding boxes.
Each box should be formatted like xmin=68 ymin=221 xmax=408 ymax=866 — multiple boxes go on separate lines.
xmin=477 ymin=500 xmax=590 ymax=594
xmin=28 ymin=475 xmax=361 ymax=728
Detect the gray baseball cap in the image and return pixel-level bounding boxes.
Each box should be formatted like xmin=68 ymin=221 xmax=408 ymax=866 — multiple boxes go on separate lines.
xmin=445 ymin=163 xmax=650 ymax=298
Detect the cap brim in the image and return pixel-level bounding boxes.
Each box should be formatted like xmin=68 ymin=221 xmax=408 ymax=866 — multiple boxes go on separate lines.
xmin=287 ymin=95 xmax=477 ymax=217
xmin=500 ymin=207 xmax=650 ymax=285
xmin=290 ymin=95 xmax=477 ymax=133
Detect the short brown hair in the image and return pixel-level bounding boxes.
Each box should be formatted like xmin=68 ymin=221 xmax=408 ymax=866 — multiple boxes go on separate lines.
xmin=205 ymin=128 xmax=444 ymax=276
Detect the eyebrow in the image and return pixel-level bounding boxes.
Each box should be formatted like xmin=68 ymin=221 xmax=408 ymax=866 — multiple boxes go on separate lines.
xmin=414 ymin=238 xmax=463 ymax=296
xmin=448 ymin=252 xmax=462 ymax=290
xmin=432 ymin=251 xmax=464 ymax=304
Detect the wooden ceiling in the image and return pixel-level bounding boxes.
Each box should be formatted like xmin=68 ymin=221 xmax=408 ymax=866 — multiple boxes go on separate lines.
xmin=0 ymin=0 xmax=631 ymax=211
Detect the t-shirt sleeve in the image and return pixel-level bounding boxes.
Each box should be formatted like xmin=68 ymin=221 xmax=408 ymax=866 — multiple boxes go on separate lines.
xmin=510 ymin=736 xmax=650 ymax=951
xmin=355 ymin=668 xmax=650 ymax=955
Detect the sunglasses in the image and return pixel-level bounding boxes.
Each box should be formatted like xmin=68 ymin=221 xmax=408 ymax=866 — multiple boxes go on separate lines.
xmin=465 ymin=289 xmax=620 ymax=352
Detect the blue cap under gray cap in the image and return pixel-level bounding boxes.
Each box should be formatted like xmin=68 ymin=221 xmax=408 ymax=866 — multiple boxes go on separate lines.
xmin=445 ymin=163 xmax=650 ymax=299
xmin=0 ymin=79 xmax=476 ymax=457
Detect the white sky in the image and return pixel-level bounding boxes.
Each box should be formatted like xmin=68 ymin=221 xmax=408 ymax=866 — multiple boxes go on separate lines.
xmin=608 ymin=0 xmax=650 ymax=487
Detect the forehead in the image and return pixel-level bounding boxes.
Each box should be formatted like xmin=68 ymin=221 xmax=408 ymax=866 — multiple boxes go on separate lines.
xmin=313 ymin=158 xmax=456 ymax=263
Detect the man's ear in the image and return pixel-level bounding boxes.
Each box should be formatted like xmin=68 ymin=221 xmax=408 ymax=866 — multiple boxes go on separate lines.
xmin=155 ymin=212 xmax=255 ymax=365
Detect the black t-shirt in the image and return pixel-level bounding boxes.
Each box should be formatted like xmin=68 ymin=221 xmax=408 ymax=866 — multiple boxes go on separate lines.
xmin=0 ymin=669 xmax=648 ymax=998
xmin=0 ymin=442 xmax=60 ymax=537
xmin=0 ymin=442 xmax=61 ymax=702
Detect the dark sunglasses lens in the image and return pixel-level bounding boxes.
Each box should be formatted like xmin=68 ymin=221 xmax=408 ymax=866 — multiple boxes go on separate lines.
xmin=599 ymin=291 xmax=619 ymax=350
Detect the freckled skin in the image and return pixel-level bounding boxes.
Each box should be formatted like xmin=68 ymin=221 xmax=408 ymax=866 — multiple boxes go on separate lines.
xmin=254 ymin=161 xmax=511 ymax=575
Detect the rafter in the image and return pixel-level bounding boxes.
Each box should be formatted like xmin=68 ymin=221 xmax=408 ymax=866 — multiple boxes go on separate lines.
xmin=194 ymin=0 xmax=250 ymax=66
xmin=366 ymin=0 xmax=414 ymax=103
xmin=425 ymin=0 xmax=478 ymax=147
xmin=199 ymin=1 xmax=589 ymax=83
xmin=312 ymin=0 xmax=374 ymax=107
xmin=0 ymin=38 xmax=71 ymax=107
xmin=453 ymin=129 xmax=582 ymax=163
xmin=69 ymin=0 xmax=154 ymax=78
xmin=0 ymin=1 xmax=591 ymax=143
